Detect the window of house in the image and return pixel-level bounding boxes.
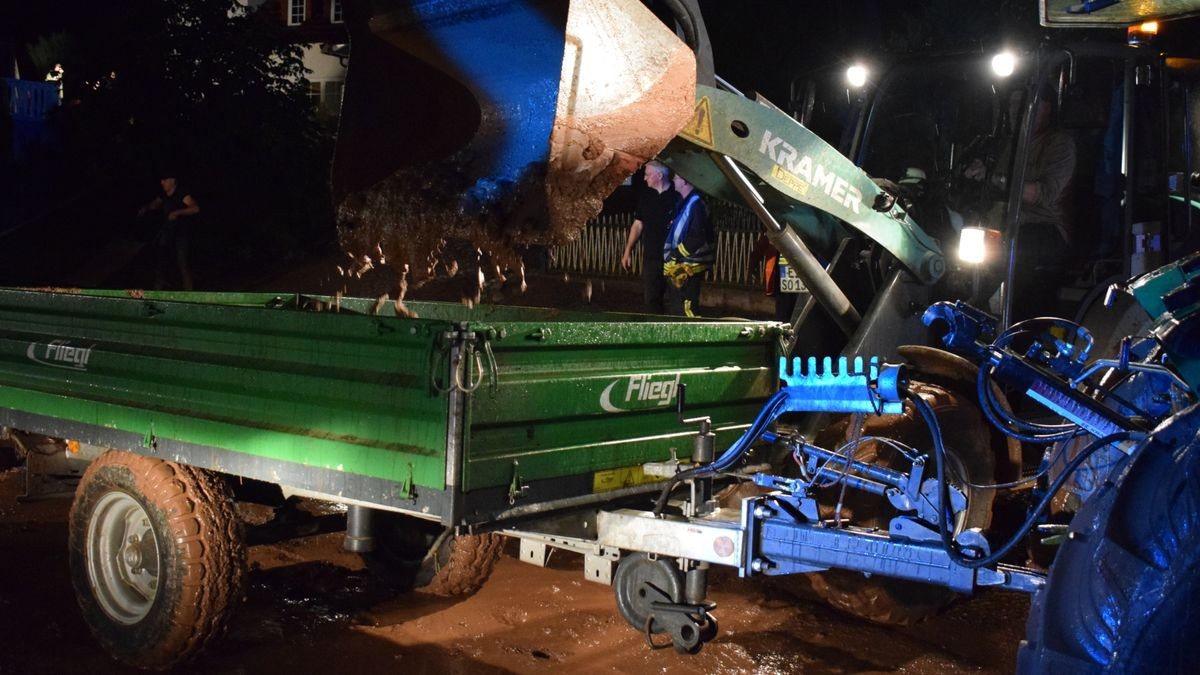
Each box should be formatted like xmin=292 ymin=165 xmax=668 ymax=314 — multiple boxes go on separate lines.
xmin=288 ymin=0 xmax=306 ymax=26
xmin=323 ymin=80 xmax=344 ymax=114
xmin=307 ymin=81 xmax=322 ymax=108
xmin=330 ymin=0 xmax=344 ymax=24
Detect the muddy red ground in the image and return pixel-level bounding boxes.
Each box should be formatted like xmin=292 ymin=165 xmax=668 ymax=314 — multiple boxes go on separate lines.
xmin=0 ymin=468 xmax=1029 ymax=675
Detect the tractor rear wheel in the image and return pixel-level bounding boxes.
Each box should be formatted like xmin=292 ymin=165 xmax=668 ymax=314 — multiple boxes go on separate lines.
xmin=1018 ymin=414 xmax=1200 ymax=673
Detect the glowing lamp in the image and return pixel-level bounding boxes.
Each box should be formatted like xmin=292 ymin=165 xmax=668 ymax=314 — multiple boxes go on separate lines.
xmin=1127 ymin=21 xmax=1159 ymax=44
xmin=846 ymin=64 xmax=868 ymax=88
xmin=991 ymin=51 xmax=1016 ymax=78
xmin=959 ymin=227 xmax=1000 ymax=264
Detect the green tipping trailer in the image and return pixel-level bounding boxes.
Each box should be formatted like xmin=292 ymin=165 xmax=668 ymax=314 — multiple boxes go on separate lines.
xmin=0 ymin=288 xmax=781 ymax=525
xmin=0 ymin=287 xmax=781 ymax=667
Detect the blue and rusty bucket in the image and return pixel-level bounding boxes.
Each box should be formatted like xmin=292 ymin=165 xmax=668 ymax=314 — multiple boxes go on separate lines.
xmin=333 ymin=0 xmax=697 ymax=280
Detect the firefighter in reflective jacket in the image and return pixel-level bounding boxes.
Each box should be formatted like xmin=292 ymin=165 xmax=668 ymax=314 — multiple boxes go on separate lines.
xmin=662 ymin=174 xmax=715 ymax=317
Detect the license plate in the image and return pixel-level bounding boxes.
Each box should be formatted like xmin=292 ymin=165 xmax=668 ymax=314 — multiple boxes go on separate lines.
xmin=778 ymin=257 xmax=807 ymax=293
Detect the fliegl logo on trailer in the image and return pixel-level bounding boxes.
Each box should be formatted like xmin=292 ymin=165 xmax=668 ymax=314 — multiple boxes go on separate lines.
xmin=599 ymin=373 xmax=682 ymax=413
xmin=26 ymin=339 xmax=96 ymax=371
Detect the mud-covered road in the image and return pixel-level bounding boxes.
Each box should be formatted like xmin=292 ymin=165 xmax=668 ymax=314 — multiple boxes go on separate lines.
xmin=0 ymin=467 xmax=1030 ymax=675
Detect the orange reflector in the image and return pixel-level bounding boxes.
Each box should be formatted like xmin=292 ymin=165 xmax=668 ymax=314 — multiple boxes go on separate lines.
xmin=1128 ymin=21 xmax=1159 ymax=43
xmin=66 ymin=439 xmax=80 ymax=454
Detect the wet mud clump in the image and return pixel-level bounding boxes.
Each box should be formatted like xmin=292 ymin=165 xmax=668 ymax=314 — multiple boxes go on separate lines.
xmin=335 ymin=156 xmax=557 ymax=309
xmin=334 ymin=109 xmax=684 ymax=309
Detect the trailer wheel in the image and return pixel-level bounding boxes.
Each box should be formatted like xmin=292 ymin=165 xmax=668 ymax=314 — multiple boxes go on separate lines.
xmin=366 ymin=513 xmax=503 ymax=597
xmin=68 ymin=451 xmax=245 ymax=669
xmin=1018 ymin=420 xmax=1200 ymax=674
xmin=420 ymin=531 xmax=505 ymax=596
xmin=806 ymin=372 xmax=999 ymax=626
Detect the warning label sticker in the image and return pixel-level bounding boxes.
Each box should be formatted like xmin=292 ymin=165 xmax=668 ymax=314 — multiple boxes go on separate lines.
xmin=678 ymin=96 xmax=714 ymax=148
xmin=593 ymin=465 xmax=657 ymax=493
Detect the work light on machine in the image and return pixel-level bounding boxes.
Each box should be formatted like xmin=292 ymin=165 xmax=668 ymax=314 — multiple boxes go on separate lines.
xmin=991 ymin=51 xmax=1016 ymax=77
xmin=846 ymin=64 xmax=868 ymax=88
xmin=959 ymin=226 xmax=1000 ymax=264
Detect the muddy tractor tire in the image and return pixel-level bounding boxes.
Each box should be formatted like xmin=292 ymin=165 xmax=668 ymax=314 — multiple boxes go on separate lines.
xmin=69 ymin=451 xmax=245 ymax=670
xmin=806 ymin=347 xmax=1015 ymax=626
xmin=366 ymin=513 xmax=504 ymax=597
xmin=1018 ymin=417 xmax=1200 ymax=674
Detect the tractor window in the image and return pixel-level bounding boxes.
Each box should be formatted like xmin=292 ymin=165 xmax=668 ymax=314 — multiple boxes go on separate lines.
xmin=1058 ymin=57 xmax=1124 ymax=262
xmin=1165 ymin=58 xmax=1200 ymax=255
xmin=858 ymin=59 xmax=1001 ymax=189
xmin=1061 ymin=56 xmax=1171 ymax=263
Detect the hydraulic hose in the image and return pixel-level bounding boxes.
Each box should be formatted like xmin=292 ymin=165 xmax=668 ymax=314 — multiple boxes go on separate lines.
xmin=987 ymin=319 xmax=1094 ymax=435
xmin=976 ymin=362 xmax=1081 ymax=443
xmin=652 ymin=388 xmax=790 ymax=516
xmin=909 ymin=390 xmax=1145 ymax=570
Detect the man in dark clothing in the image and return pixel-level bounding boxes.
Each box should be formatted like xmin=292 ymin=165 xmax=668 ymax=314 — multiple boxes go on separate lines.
xmin=621 ymin=160 xmax=678 ymax=313
xmin=138 ymin=173 xmax=200 ymax=290
xmin=965 ymin=92 xmax=1075 ymax=321
xmin=662 ymin=174 xmax=715 ymax=317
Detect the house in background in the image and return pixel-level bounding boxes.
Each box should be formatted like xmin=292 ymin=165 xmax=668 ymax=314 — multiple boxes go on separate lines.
xmin=246 ymin=0 xmax=348 ymax=119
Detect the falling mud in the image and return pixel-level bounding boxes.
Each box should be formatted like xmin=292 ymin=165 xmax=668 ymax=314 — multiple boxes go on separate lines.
xmin=333 ymin=22 xmax=693 ymax=311
xmin=336 ymin=160 xmax=544 ymax=309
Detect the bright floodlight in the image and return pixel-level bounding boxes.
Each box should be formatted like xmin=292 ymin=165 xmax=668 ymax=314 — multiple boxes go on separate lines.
xmin=959 ymin=227 xmax=988 ymax=264
xmin=846 ymin=64 xmax=868 ymax=88
xmin=991 ymin=51 xmax=1016 ymax=77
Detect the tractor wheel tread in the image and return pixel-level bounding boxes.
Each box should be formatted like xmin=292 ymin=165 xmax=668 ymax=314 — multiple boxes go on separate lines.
xmin=1018 ymin=422 xmax=1200 ymax=674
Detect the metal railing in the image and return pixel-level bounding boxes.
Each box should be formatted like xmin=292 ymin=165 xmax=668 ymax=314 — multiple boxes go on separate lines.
xmin=2 ymin=79 xmax=58 ymax=121
xmin=550 ymin=201 xmax=766 ymax=288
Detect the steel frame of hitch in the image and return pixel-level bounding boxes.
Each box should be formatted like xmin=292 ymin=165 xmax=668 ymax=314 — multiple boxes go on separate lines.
xmin=586 ymin=350 xmax=1067 ymax=653
xmin=598 ymin=499 xmax=1045 ymax=592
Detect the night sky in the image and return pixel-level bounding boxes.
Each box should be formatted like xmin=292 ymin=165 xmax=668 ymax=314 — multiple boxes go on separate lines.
xmin=2 ymin=1 xmax=1142 ymax=101
xmin=2 ymin=1 xmax=1195 ymax=290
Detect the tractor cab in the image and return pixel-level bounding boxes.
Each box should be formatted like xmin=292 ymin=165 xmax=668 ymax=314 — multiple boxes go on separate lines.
xmin=841 ymin=36 xmax=1199 ymax=329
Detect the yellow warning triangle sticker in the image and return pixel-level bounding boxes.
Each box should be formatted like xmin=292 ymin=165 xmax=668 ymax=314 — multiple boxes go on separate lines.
xmin=678 ymin=96 xmax=714 ymax=148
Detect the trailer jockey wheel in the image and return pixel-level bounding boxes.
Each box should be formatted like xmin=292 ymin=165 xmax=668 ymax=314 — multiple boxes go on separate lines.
xmin=613 ymin=554 xmax=717 ymax=654
xmin=69 ymin=451 xmax=245 ymax=669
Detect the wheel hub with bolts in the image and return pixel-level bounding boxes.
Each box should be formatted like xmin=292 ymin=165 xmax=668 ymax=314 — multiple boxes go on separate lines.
xmin=86 ymin=491 xmax=160 ymax=625
xmin=70 ymin=452 xmax=246 ymax=669
xmin=122 ymin=536 xmax=142 ymax=571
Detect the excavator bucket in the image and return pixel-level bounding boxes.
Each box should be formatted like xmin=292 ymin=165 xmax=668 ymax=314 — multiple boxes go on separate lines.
xmin=333 ymin=0 xmax=696 ymax=283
